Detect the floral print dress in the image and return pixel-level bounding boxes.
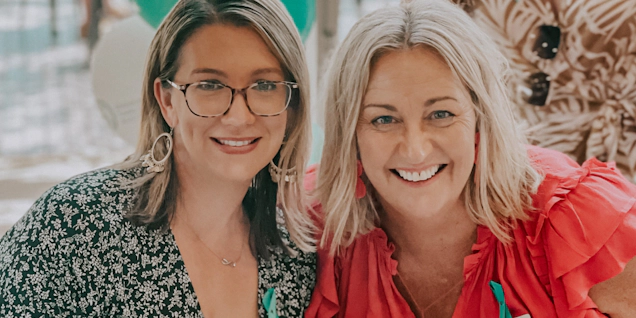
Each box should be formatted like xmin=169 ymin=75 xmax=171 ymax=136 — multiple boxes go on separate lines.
xmin=0 ymin=168 xmax=316 ymax=317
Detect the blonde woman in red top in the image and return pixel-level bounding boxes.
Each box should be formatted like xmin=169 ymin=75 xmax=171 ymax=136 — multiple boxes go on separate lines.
xmin=305 ymin=0 xmax=636 ymax=317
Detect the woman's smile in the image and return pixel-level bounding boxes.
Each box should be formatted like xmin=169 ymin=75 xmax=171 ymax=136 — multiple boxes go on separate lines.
xmin=357 ymin=47 xmax=477 ymax=219
xmin=211 ymin=136 xmax=261 ymax=155
xmin=391 ymin=164 xmax=447 ymax=183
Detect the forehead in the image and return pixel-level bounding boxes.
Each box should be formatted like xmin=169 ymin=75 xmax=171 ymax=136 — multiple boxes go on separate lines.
xmin=364 ymin=47 xmax=471 ymax=105
xmin=177 ymin=24 xmax=283 ymax=77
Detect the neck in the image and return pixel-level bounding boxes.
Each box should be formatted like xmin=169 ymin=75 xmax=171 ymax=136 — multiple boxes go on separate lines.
xmin=172 ymin=160 xmax=252 ymax=244
xmin=379 ymin=199 xmax=477 ymax=261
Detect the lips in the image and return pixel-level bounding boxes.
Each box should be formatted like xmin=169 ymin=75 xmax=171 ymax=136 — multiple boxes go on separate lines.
xmin=392 ymin=164 xmax=447 ymax=182
xmin=211 ymin=137 xmax=261 ymax=155
xmin=212 ymin=137 xmax=260 ymax=147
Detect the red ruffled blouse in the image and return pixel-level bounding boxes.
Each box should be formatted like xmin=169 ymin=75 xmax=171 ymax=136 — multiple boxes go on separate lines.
xmin=305 ymin=146 xmax=636 ymax=317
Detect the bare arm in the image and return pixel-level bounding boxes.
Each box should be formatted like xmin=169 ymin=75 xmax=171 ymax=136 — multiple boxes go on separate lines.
xmin=589 ymin=256 xmax=636 ymax=317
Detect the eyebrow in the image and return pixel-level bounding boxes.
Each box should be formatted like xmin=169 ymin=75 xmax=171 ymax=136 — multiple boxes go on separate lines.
xmin=190 ymin=67 xmax=283 ymax=78
xmin=191 ymin=68 xmax=227 ymax=77
xmin=362 ymin=104 xmax=398 ymax=111
xmin=252 ymin=67 xmax=284 ymax=77
xmin=425 ymin=96 xmax=457 ymax=106
xmin=363 ymin=96 xmax=458 ymax=110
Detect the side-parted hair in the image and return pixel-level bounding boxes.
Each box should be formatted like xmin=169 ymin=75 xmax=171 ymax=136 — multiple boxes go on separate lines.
xmin=118 ymin=0 xmax=315 ymax=257
xmin=317 ymin=0 xmax=542 ymax=255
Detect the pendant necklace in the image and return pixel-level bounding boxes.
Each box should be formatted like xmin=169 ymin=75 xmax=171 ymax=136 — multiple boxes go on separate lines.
xmin=395 ymin=270 xmax=465 ymax=316
xmin=177 ymin=213 xmax=246 ymax=268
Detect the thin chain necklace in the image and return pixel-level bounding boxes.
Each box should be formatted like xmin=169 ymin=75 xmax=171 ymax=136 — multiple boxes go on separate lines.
xmin=176 ymin=213 xmax=247 ymax=268
xmin=395 ymin=271 xmax=465 ymax=316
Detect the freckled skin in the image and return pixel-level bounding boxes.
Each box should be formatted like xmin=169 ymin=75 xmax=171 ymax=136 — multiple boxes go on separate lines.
xmin=357 ymin=47 xmax=478 ymax=221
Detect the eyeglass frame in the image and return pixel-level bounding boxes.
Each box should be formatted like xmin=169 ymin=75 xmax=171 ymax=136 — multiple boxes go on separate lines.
xmin=165 ymin=79 xmax=298 ymax=118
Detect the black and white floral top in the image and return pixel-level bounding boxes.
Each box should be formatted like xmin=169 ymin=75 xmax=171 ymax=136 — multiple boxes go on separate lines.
xmin=0 ymin=168 xmax=316 ymax=317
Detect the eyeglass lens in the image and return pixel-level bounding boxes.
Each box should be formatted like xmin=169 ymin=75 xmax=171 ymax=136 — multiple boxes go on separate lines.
xmin=185 ymin=82 xmax=292 ymax=117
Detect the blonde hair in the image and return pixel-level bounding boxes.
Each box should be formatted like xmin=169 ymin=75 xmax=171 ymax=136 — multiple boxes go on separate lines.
xmin=118 ymin=0 xmax=314 ymax=256
xmin=317 ymin=0 xmax=542 ymax=254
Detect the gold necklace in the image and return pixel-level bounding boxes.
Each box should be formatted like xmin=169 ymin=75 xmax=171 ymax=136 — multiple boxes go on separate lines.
xmin=395 ymin=271 xmax=465 ymax=316
xmin=176 ymin=214 xmax=247 ymax=268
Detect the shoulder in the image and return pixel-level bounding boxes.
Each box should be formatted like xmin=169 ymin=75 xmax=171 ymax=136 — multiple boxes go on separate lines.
xmin=525 ymin=145 xmax=636 ymax=212
xmin=526 ymin=144 xmax=580 ymax=176
xmin=524 ymin=146 xmax=636 ymax=246
xmin=526 ymin=145 xmax=636 ymax=217
xmin=258 ymin=213 xmax=317 ymax=317
xmin=48 ymin=167 xmax=141 ymax=210
xmin=0 ymin=167 xmax=144 ymax=269
xmin=0 ymin=167 xmax=143 ymax=314
xmin=521 ymin=146 xmax=636 ymax=315
xmin=6 ymin=167 xmax=140 ymax=237
xmin=272 ymin=211 xmax=317 ymax=268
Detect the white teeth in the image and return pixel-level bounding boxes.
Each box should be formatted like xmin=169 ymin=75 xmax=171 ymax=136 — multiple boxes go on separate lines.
xmin=219 ymin=139 xmax=251 ymax=147
xmin=396 ymin=165 xmax=441 ymax=182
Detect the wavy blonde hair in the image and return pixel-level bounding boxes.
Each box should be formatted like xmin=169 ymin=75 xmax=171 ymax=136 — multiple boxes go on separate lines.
xmin=117 ymin=0 xmax=314 ymax=256
xmin=317 ymin=0 xmax=542 ymax=254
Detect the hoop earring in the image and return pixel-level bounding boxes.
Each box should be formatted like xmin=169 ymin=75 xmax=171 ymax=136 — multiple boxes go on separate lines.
xmin=268 ymin=160 xmax=297 ymax=183
xmin=141 ymin=128 xmax=173 ymax=173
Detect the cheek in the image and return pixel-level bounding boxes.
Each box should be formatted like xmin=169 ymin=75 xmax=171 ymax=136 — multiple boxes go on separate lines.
xmin=276 ymin=113 xmax=288 ymax=139
xmin=172 ymin=94 xmax=188 ymax=115
xmin=266 ymin=114 xmax=288 ymax=148
xmin=356 ymin=128 xmax=374 ymax=159
xmin=446 ymin=131 xmax=477 ymax=176
xmin=356 ymin=129 xmax=388 ymax=175
xmin=174 ymin=100 xmax=201 ymax=134
xmin=181 ymin=116 xmax=206 ymax=138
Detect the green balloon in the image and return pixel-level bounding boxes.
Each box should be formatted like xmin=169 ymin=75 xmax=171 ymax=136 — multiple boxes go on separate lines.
xmin=136 ymin=0 xmax=178 ymax=29
xmin=136 ymin=0 xmax=316 ymax=42
xmin=281 ymin=0 xmax=316 ymax=41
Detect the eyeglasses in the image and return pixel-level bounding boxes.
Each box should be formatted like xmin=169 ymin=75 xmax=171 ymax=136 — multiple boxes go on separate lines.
xmin=166 ymin=79 xmax=298 ymax=117
xmin=522 ymin=24 xmax=561 ymax=106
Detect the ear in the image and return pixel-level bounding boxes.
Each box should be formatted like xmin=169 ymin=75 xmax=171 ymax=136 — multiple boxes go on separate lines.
xmin=154 ymin=78 xmax=178 ymax=128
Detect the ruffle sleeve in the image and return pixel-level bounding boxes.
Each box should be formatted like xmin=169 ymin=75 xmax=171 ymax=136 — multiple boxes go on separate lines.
xmin=526 ymin=154 xmax=636 ymax=317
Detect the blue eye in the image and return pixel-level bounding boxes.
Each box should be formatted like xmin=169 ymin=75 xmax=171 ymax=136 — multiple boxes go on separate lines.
xmin=253 ymin=81 xmax=278 ymax=92
xmin=431 ymin=110 xmax=454 ymax=120
xmin=371 ymin=116 xmax=396 ymax=125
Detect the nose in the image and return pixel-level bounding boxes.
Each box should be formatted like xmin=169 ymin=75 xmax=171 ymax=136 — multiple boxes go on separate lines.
xmin=221 ymin=91 xmax=256 ymax=126
xmin=398 ymin=125 xmax=432 ymax=163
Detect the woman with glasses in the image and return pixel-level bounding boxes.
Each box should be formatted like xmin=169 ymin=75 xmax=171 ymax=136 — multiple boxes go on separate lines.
xmin=454 ymin=0 xmax=636 ymax=183
xmin=0 ymin=0 xmax=315 ymax=316
xmin=305 ymin=0 xmax=636 ymax=317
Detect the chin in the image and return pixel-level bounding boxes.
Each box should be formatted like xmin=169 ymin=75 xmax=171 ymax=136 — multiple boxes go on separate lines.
xmin=211 ymin=164 xmax=262 ymax=182
xmin=386 ymin=198 xmax=443 ymax=218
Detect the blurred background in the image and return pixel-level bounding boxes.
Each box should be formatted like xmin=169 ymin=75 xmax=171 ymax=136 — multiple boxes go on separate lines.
xmin=0 ymin=0 xmax=399 ymax=234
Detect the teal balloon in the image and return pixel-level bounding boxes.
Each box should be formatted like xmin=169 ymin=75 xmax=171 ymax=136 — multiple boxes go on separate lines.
xmin=280 ymin=0 xmax=316 ymax=42
xmin=136 ymin=0 xmax=316 ymax=42
xmin=136 ymin=0 xmax=178 ymax=29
